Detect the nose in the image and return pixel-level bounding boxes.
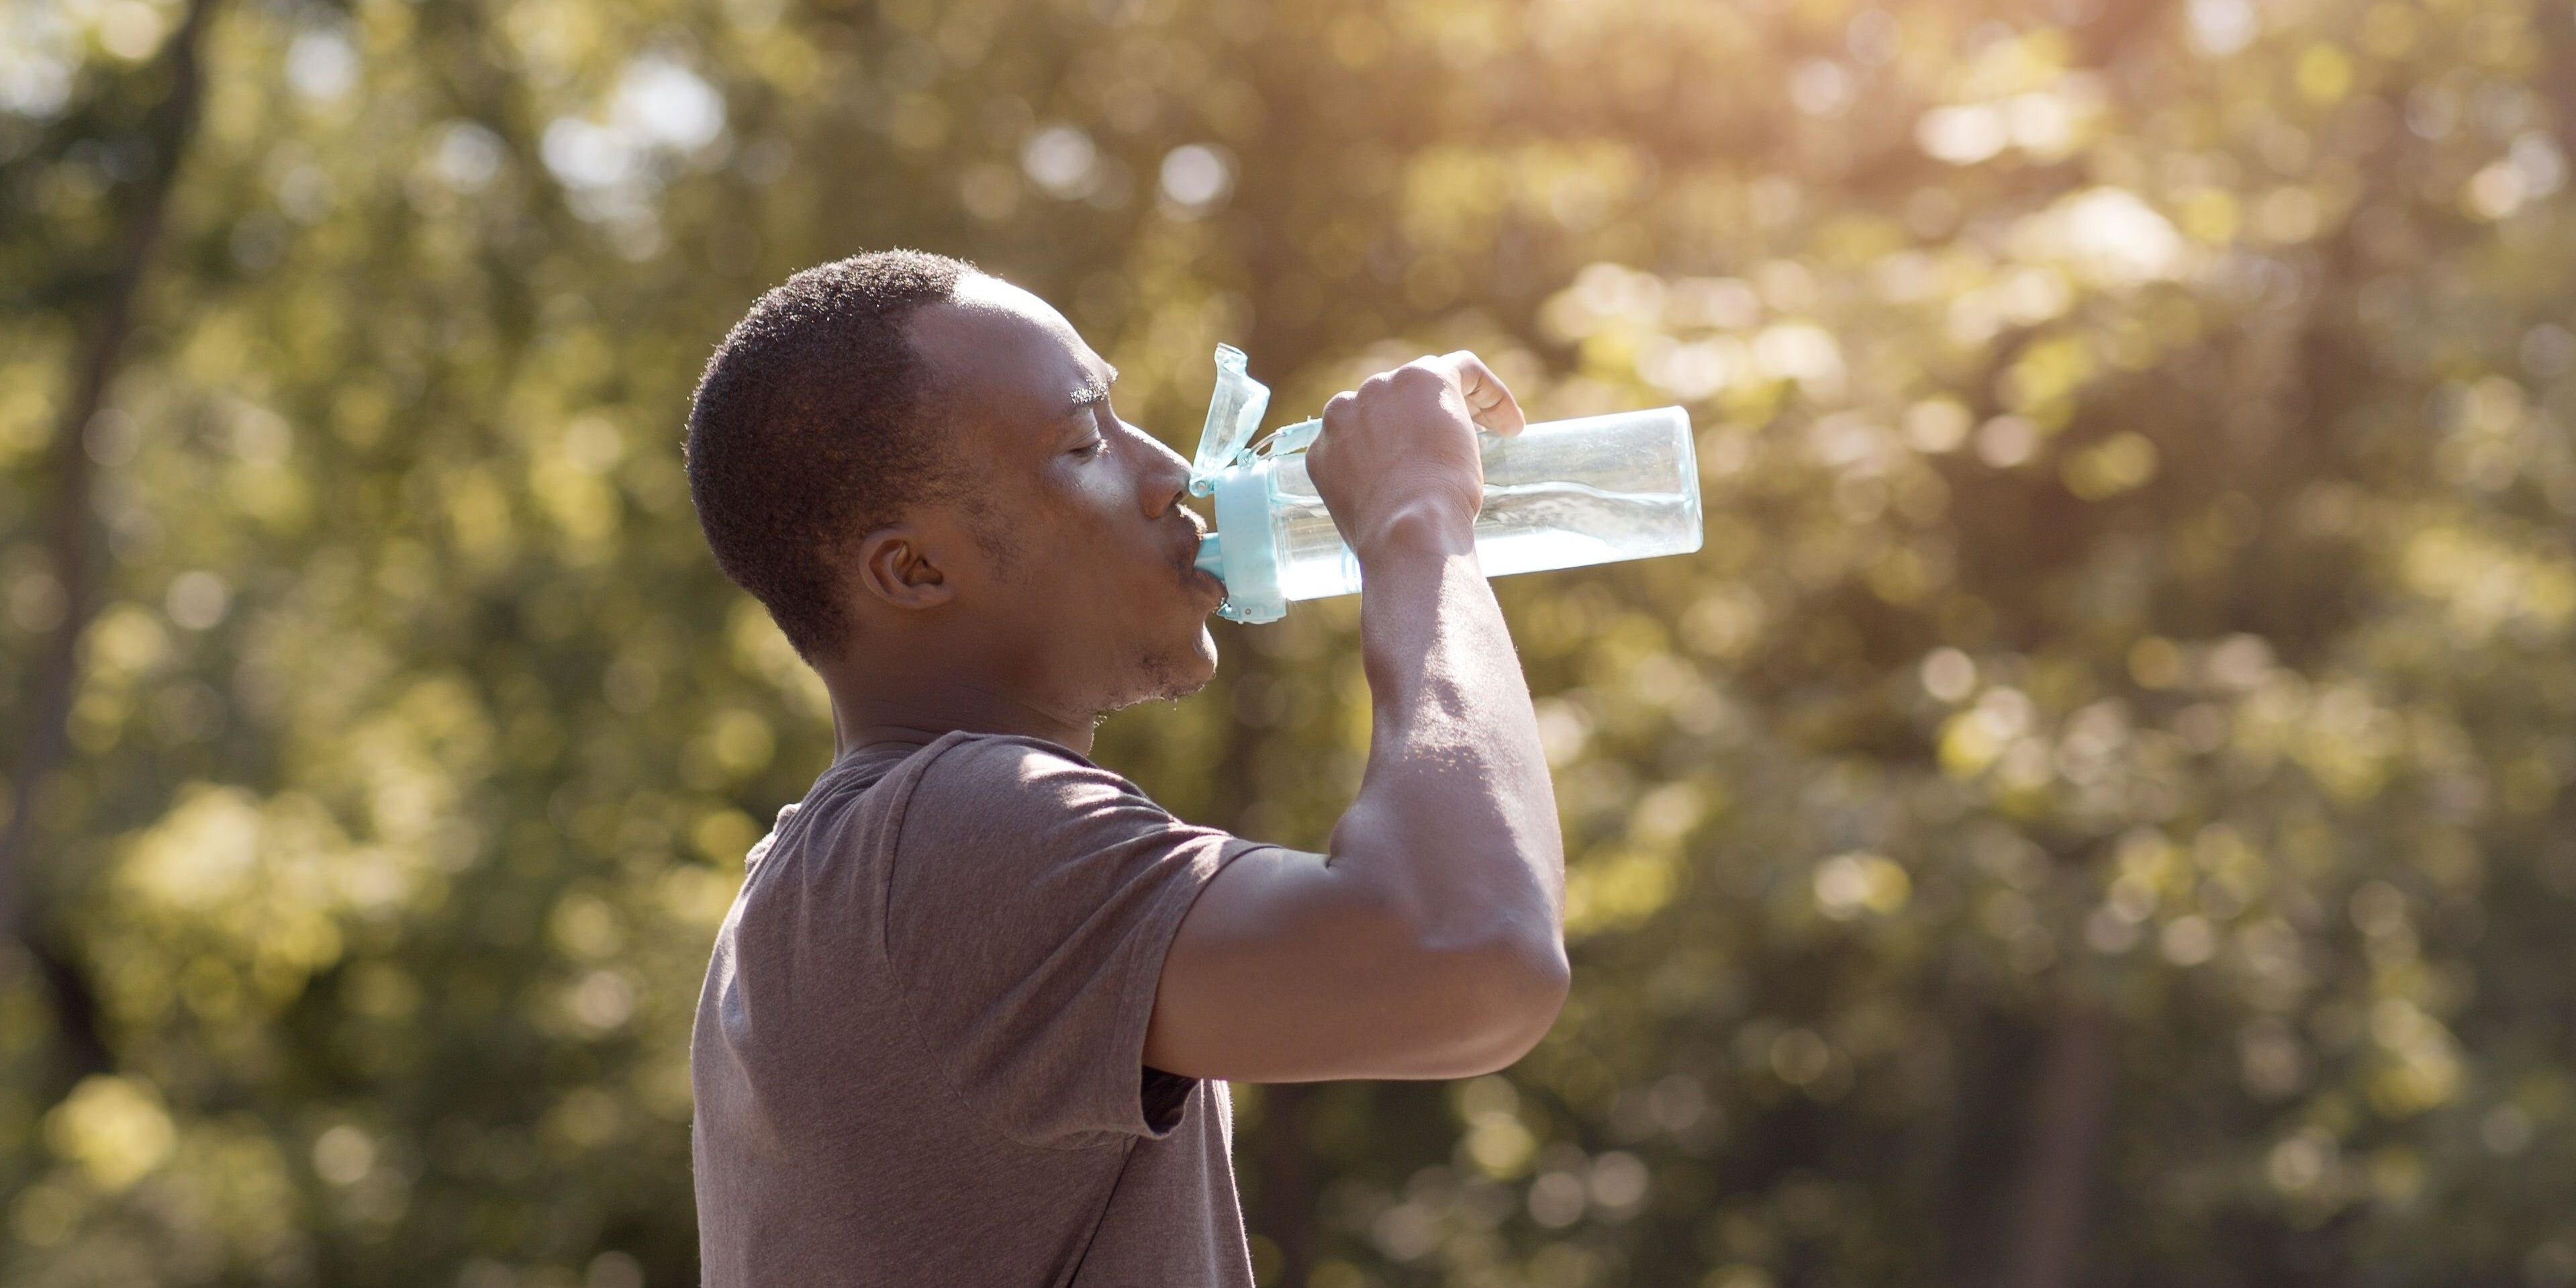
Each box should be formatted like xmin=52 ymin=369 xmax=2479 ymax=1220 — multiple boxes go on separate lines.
xmin=1130 ymin=420 xmax=1193 ymax=517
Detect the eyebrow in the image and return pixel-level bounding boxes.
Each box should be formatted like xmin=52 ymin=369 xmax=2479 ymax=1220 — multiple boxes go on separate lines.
xmin=1066 ymin=365 xmax=1119 ymax=414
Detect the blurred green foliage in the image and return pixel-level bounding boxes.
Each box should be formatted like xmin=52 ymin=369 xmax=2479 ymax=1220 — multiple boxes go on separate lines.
xmin=6 ymin=0 xmax=2576 ymax=1283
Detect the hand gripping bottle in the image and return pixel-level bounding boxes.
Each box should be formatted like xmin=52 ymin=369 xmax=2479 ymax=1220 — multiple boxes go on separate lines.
xmin=1188 ymin=344 xmax=1705 ymax=623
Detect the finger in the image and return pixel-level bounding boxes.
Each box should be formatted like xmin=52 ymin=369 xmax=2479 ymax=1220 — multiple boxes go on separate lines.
xmin=1320 ymin=389 xmax=1358 ymax=431
xmin=1310 ymin=391 xmax=1355 ymax=463
xmin=1439 ymin=350 xmax=1527 ymax=437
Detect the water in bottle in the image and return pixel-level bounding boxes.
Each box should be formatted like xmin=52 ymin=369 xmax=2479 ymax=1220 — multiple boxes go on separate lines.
xmin=1188 ymin=345 xmax=1703 ymax=623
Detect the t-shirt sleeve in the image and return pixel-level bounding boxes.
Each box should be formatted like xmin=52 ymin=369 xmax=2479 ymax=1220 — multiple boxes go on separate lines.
xmin=881 ymin=735 xmax=1258 ymax=1149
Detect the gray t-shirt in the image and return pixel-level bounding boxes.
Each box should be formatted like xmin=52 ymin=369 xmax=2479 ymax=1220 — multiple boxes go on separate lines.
xmin=691 ymin=731 xmax=1266 ymax=1287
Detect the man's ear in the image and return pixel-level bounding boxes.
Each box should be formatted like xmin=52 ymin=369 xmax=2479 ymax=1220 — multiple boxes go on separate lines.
xmin=853 ymin=524 xmax=956 ymax=611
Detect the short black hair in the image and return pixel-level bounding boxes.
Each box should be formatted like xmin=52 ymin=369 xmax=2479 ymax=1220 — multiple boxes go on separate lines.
xmin=684 ymin=250 xmax=974 ymax=663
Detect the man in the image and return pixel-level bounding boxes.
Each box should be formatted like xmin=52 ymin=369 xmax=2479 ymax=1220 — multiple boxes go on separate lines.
xmin=684 ymin=249 xmax=1568 ymax=1286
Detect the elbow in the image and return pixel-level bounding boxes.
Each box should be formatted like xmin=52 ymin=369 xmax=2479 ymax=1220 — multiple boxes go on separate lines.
xmin=1482 ymin=935 xmax=1572 ymax=1070
xmin=1315 ymin=856 xmax=1570 ymax=1078
xmin=1416 ymin=931 xmax=1570 ymax=1078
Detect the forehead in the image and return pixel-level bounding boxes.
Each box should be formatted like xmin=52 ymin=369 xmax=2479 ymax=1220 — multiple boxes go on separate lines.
xmin=905 ymin=275 xmax=1104 ymax=426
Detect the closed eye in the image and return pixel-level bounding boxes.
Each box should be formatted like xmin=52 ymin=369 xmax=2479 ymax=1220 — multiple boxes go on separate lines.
xmin=1068 ymin=399 xmax=1116 ymax=457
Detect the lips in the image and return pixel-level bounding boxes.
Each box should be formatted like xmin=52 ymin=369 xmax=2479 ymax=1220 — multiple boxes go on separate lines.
xmin=1172 ymin=520 xmax=1225 ymax=606
xmin=1178 ymin=545 xmax=1225 ymax=602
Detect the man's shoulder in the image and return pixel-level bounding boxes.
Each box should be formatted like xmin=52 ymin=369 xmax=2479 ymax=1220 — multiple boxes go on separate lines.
xmin=878 ymin=732 xmax=1235 ymax=876
xmin=912 ymin=729 xmax=1103 ymax=774
xmin=810 ymin=731 xmax=1093 ymax=810
xmin=902 ymin=731 xmax=1144 ymax=812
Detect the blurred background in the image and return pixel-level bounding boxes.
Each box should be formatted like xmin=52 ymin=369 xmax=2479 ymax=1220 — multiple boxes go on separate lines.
xmin=5 ymin=0 xmax=2576 ymax=1282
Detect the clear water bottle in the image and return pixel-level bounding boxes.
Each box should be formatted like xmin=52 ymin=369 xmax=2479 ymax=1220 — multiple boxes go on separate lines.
xmin=1188 ymin=345 xmax=1704 ymax=623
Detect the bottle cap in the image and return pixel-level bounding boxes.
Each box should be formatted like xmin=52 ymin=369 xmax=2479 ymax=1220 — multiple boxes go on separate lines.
xmin=1190 ymin=346 xmax=1288 ymax=623
xmin=1189 ymin=344 xmax=1273 ymax=496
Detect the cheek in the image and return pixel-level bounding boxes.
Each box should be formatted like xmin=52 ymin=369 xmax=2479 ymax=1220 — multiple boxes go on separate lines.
xmin=998 ymin=467 xmax=1174 ymax=608
xmin=1034 ymin=475 xmax=1151 ymax=562
xmin=1028 ymin=463 xmax=1129 ymax=529
xmin=997 ymin=501 xmax=1126 ymax=610
xmin=998 ymin=477 xmax=1098 ymax=553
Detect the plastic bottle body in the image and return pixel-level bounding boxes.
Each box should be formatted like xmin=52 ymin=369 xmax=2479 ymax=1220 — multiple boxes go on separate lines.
xmin=1200 ymin=406 xmax=1702 ymax=620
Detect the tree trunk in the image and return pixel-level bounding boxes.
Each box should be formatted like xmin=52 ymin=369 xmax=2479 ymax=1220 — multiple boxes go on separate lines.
xmin=1255 ymin=1081 xmax=1320 ymax=1285
xmin=0 ymin=0 xmax=221 ymax=942
xmin=1219 ymin=143 xmax=1335 ymax=1283
xmin=1995 ymin=1003 xmax=2119 ymax=1288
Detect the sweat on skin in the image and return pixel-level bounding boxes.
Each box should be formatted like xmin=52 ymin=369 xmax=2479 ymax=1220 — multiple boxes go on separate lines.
xmin=684 ymin=252 xmax=1568 ymax=1286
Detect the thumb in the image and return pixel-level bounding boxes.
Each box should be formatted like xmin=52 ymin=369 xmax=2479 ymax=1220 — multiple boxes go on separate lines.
xmin=1440 ymin=351 xmax=1527 ymax=437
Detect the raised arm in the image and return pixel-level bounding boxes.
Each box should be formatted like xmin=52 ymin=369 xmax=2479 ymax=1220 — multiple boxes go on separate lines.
xmin=1144 ymin=353 xmax=1568 ymax=1083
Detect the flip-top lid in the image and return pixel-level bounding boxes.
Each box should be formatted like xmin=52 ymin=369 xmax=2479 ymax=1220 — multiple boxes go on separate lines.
xmin=1189 ymin=344 xmax=1274 ymax=495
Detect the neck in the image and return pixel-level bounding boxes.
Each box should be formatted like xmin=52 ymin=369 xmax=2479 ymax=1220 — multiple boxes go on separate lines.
xmin=820 ymin=666 xmax=1095 ymax=760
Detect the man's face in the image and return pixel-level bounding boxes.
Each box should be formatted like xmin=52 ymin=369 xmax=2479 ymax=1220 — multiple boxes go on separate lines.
xmin=902 ymin=275 xmax=1225 ymax=717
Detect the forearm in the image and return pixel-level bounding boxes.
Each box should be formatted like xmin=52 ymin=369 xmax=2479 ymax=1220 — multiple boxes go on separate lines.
xmin=1147 ymin=355 xmax=1566 ymax=1081
xmin=1328 ymin=524 xmax=1564 ymax=956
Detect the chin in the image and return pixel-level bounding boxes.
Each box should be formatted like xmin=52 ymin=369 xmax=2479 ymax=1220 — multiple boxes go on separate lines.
xmin=1164 ymin=625 xmax=1223 ymax=697
xmin=1121 ymin=625 xmax=1219 ymax=708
